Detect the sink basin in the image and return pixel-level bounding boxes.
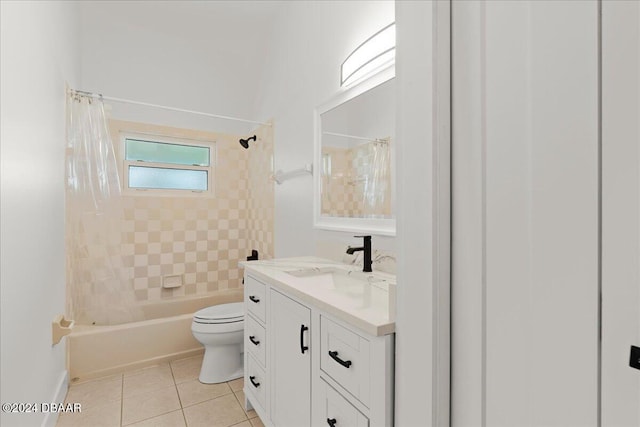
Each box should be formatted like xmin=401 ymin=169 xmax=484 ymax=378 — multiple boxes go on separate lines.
xmin=286 ymin=266 xmax=339 ymax=278
xmin=279 ymin=264 xmax=395 ymax=320
xmin=285 ymin=267 xmax=387 ymax=292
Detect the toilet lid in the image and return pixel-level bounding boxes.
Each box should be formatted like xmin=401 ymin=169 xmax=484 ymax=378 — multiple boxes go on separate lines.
xmin=194 ymin=303 xmax=244 ymax=322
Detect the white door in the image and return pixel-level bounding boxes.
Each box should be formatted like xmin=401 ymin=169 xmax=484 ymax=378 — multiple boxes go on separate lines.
xmin=601 ymin=2 xmax=640 ymax=426
xmin=451 ymin=1 xmax=600 ymax=425
xmin=270 ymin=289 xmax=312 ymax=427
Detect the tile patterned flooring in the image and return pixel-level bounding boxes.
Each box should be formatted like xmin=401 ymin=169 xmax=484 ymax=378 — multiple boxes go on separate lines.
xmin=56 ymin=354 xmax=264 ymax=427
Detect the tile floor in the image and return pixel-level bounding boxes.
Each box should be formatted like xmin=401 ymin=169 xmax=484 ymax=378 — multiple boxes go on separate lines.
xmin=56 ymin=354 xmax=264 ymax=427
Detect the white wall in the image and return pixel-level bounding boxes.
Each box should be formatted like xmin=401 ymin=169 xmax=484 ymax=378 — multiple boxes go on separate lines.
xmin=251 ymin=1 xmax=396 ymax=257
xmin=395 ymin=1 xmax=451 ymax=425
xmin=0 ymin=2 xmax=80 ymax=426
xmin=322 ymin=78 xmax=395 ymax=149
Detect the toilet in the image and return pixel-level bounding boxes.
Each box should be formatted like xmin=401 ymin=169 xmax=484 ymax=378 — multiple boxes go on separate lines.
xmin=191 ymin=302 xmax=244 ymax=384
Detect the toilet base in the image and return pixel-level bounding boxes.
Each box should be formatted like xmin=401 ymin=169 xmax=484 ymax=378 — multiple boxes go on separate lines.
xmin=198 ymin=344 xmax=244 ymax=384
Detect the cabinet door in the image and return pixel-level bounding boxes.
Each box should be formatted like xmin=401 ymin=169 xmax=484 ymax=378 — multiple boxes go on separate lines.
xmin=271 ymin=289 xmax=312 ymax=427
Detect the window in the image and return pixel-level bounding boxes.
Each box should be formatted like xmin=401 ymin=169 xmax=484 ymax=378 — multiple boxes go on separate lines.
xmin=121 ymin=134 xmax=215 ymax=194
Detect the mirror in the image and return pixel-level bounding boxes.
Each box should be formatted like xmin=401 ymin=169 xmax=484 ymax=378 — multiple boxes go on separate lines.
xmin=314 ymin=69 xmax=395 ymax=236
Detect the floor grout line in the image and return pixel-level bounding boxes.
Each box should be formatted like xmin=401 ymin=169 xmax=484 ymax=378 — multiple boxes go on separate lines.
xmin=120 ymin=373 xmax=124 ymax=427
xmin=168 ymin=360 xmax=190 ymax=427
xmin=231 ymin=389 xmax=251 ymax=421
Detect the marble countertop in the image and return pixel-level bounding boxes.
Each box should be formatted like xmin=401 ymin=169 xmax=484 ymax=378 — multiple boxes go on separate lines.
xmin=240 ymin=256 xmax=395 ymax=336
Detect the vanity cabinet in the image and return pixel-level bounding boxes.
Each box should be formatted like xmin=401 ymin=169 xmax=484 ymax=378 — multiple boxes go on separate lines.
xmin=270 ymin=289 xmax=311 ymax=426
xmin=243 ymin=271 xmax=394 ymax=427
xmin=244 ymin=276 xmax=269 ymax=416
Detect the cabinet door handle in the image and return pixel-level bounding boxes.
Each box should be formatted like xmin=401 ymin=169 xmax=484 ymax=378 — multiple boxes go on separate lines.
xmin=328 ymin=350 xmax=352 ymax=368
xmin=249 ymin=335 xmax=260 ymax=346
xmin=249 ymin=375 xmax=260 ymax=388
xmin=300 ymin=324 xmax=309 ymax=354
xmin=249 ymin=295 xmax=260 ymax=303
xmin=327 ymin=418 xmax=337 ymax=427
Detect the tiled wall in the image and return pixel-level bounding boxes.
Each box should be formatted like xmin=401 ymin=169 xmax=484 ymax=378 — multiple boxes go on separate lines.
xmin=246 ymin=122 xmax=275 ymax=260
xmin=67 ymin=120 xmax=274 ymax=315
xmin=115 ymin=120 xmax=274 ymax=303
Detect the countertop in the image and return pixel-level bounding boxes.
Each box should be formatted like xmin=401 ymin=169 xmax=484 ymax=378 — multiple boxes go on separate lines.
xmin=240 ymin=256 xmax=395 ymax=336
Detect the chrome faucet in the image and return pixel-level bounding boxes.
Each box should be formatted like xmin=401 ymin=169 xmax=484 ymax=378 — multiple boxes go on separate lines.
xmin=346 ymin=235 xmax=372 ymax=273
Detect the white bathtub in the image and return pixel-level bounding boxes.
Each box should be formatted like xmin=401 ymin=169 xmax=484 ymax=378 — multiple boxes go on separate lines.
xmin=67 ymin=289 xmax=243 ymax=382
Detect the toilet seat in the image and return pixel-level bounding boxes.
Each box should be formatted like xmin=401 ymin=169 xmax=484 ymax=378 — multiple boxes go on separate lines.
xmin=193 ymin=302 xmax=244 ymax=324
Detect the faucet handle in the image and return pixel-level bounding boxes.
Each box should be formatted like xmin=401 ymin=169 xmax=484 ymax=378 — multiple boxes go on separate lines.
xmin=354 ymin=235 xmax=371 ymax=239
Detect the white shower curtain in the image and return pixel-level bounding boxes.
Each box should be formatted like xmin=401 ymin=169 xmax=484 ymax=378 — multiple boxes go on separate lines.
xmin=361 ymin=139 xmax=391 ymax=217
xmin=65 ymin=91 xmax=142 ymax=325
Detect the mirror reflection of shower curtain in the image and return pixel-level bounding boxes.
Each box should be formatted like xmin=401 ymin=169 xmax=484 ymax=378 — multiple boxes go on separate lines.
xmin=65 ymin=91 xmax=142 ymax=325
xmin=361 ymin=139 xmax=390 ymax=218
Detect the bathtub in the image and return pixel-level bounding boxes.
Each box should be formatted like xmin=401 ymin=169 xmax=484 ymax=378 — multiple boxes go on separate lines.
xmin=67 ymin=289 xmax=243 ymax=382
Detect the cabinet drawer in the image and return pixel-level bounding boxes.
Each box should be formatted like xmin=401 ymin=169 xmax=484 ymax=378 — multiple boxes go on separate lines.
xmin=245 ymin=355 xmax=267 ymax=411
xmin=245 ymin=275 xmax=266 ymax=323
xmin=320 ymin=380 xmax=369 ymax=427
xmin=246 ymin=315 xmax=266 ymax=367
xmin=321 ymin=316 xmax=371 ymax=406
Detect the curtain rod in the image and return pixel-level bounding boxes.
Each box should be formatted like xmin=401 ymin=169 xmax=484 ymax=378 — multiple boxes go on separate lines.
xmin=323 ymin=131 xmax=388 ymax=143
xmin=70 ymin=89 xmax=271 ymax=127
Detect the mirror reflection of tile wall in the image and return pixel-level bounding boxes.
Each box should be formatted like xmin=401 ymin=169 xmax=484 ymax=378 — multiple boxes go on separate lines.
xmin=321 ymin=141 xmax=391 ymax=218
xmin=319 ymin=77 xmax=394 ymax=221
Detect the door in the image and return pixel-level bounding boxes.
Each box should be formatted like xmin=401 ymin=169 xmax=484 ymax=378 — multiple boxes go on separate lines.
xmin=451 ymin=1 xmax=600 ymax=425
xmin=270 ymin=289 xmax=312 ymax=427
xmin=601 ymin=1 xmax=640 ymax=425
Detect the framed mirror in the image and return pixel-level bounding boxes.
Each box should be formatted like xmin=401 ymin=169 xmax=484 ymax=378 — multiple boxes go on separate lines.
xmin=313 ymin=68 xmax=395 ymax=235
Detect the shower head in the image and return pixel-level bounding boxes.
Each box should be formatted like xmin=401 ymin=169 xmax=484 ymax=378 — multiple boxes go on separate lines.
xmin=239 ymin=135 xmax=257 ymax=149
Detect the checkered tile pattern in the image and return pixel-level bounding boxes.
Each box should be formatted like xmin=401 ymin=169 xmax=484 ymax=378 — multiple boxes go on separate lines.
xmin=121 ymin=133 xmax=250 ymax=301
xmin=321 ymin=146 xmax=353 ymax=216
xmin=246 ymin=123 xmax=275 ymax=260
xmin=321 ymin=143 xmax=391 ymax=218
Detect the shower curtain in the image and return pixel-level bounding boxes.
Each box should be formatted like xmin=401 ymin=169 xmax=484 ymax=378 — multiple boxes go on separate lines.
xmin=361 ymin=139 xmax=391 ymax=217
xmin=65 ymin=91 xmax=142 ymax=325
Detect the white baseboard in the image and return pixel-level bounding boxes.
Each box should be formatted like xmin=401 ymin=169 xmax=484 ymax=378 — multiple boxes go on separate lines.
xmin=41 ymin=370 xmax=68 ymax=427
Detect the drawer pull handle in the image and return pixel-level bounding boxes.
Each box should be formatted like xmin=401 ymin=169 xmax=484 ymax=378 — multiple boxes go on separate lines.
xmin=249 ymin=335 xmax=260 ymax=346
xmin=300 ymin=324 xmax=309 ymax=354
xmin=328 ymin=350 xmax=352 ymax=368
xmin=249 ymin=376 xmax=260 ymax=388
xmin=249 ymin=295 xmax=260 ymax=303
xmin=327 ymin=418 xmax=337 ymax=427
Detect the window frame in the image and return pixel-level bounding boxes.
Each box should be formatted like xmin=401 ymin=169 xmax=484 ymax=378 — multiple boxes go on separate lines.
xmin=119 ymin=131 xmax=216 ymax=197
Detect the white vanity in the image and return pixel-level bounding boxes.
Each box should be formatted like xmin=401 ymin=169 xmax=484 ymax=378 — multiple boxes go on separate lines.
xmin=240 ymin=257 xmax=396 ymax=427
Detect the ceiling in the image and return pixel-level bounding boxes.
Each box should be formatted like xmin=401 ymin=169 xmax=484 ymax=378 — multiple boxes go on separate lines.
xmin=81 ymin=1 xmax=287 ymax=57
